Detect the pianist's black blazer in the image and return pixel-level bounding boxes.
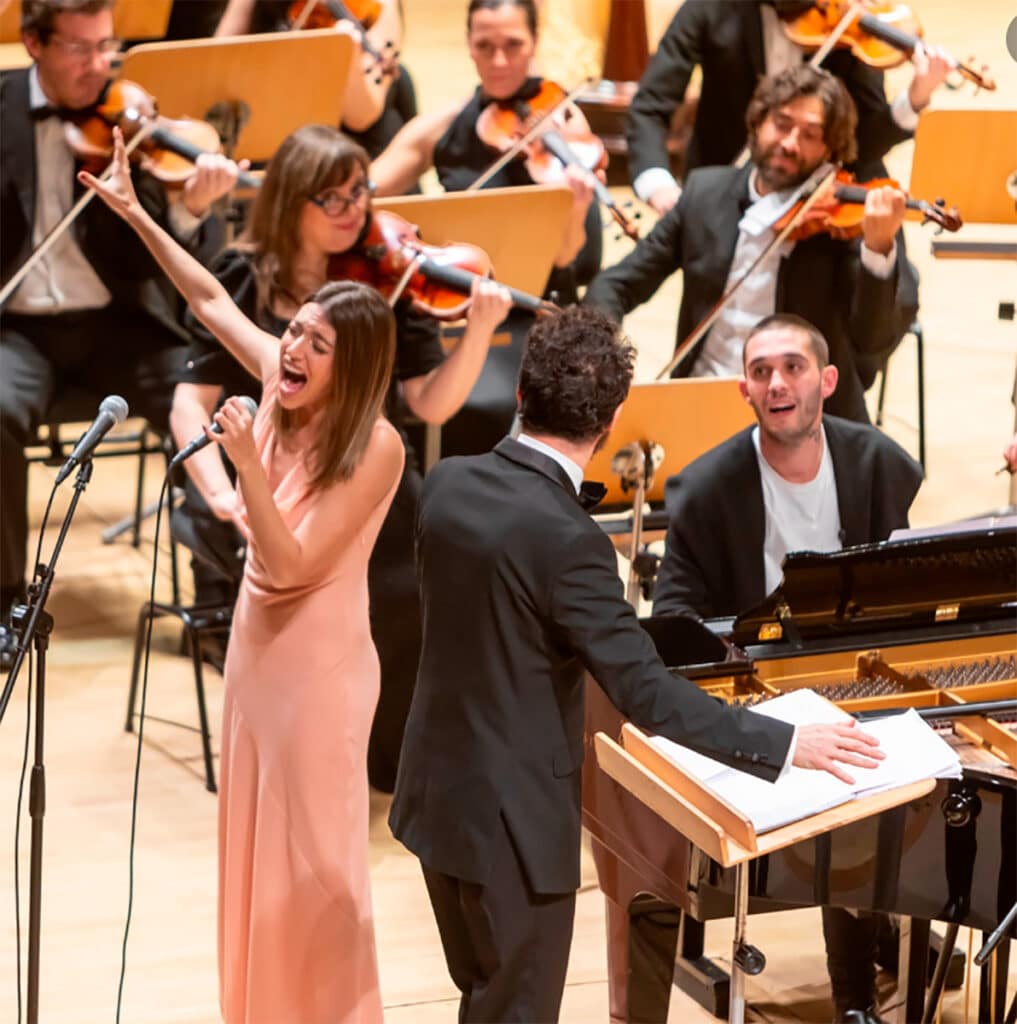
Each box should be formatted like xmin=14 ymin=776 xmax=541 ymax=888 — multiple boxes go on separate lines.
xmin=389 ymin=437 xmax=794 ymax=895
xmin=652 ymin=415 xmax=924 ymax=620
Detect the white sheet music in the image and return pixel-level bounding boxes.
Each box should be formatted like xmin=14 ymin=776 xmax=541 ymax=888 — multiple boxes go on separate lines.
xmin=649 ymin=689 xmax=961 ymax=834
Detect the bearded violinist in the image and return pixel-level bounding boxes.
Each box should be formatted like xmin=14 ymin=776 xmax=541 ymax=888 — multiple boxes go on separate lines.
xmin=586 ymin=65 xmax=918 ymax=425
xmin=0 ymin=0 xmax=243 ymax=659
xmin=627 ymin=0 xmax=951 ymax=218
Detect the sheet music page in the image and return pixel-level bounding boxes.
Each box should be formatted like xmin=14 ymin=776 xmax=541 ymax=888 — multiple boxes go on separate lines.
xmin=648 ymin=690 xmax=961 ymax=834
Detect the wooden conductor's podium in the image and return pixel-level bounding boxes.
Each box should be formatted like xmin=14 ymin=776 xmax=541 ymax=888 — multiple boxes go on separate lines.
xmin=119 ymin=30 xmax=352 ymax=164
xmin=374 ymin=185 xmax=573 ymax=467
xmin=594 ymin=725 xmax=936 ymax=1024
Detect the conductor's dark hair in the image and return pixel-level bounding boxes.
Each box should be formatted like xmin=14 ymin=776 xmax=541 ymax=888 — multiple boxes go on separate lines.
xmin=21 ymin=0 xmax=113 ymax=42
xmin=467 ymin=0 xmax=538 ymax=36
xmin=743 ymin=313 xmax=831 ymax=369
xmin=745 ymin=64 xmax=858 ymax=166
xmin=518 ymin=306 xmax=636 ymax=443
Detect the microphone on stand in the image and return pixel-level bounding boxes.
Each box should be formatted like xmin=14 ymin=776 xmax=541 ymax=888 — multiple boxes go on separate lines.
xmin=169 ymin=396 xmax=259 ymax=470
xmin=54 ymin=395 xmax=129 ymax=484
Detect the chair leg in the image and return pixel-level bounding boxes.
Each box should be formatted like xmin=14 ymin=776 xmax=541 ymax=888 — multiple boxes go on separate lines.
xmin=913 ymin=321 xmax=926 ymax=472
xmin=126 ymin=602 xmax=155 ymax=732
xmin=186 ymin=623 xmax=218 ymax=794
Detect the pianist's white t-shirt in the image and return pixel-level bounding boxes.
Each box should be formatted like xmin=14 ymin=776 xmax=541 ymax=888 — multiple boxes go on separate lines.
xmin=752 ymin=426 xmax=843 ymax=594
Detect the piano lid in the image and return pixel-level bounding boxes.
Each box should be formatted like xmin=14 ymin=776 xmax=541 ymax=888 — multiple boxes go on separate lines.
xmin=730 ymin=526 xmax=1017 ymax=648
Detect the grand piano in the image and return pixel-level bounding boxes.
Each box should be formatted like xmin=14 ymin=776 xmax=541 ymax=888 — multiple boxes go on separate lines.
xmin=583 ymin=525 xmax=1017 ymax=1022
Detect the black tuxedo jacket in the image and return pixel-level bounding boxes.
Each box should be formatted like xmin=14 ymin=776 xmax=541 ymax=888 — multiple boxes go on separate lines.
xmin=652 ymin=415 xmax=924 ymax=619
xmin=389 ymin=438 xmax=794 ymax=895
xmin=0 ymin=68 xmax=221 ymax=342
xmin=625 ymin=0 xmax=910 ymax=184
xmin=584 ymin=163 xmax=917 ymax=423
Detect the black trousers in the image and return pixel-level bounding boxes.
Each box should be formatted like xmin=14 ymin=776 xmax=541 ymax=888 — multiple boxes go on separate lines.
xmin=0 ymin=308 xmax=184 ymax=596
xmin=422 ymin=817 xmax=577 ymax=1023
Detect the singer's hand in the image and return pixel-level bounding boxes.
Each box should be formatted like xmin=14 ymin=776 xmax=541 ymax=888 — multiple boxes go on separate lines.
xmin=207 ymin=396 xmax=258 ymax=474
xmin=77 ymin=126 xmax=142 ymax=223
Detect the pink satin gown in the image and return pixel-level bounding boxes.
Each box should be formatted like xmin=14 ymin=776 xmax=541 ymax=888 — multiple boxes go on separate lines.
xmin=218 ymin=375 xmax=401 ymax=1022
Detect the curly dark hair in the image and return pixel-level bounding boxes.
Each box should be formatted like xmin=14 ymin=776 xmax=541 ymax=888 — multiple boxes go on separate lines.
xmin=745 ymin=65 xmax=858 ymax=166
xmin=518 ymin=306 xmax=635 ymax=443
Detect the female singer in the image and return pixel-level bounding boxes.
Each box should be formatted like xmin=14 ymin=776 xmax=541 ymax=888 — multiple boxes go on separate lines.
xmin=369 ymin=0 xmax=599 ymax=301
xmin=82 ymin=128 xmax=401 ymax=1021
xmin=214 ymin=0 xmax=417 ymax=157
xmin=171 ymin=123 xmax=510 ymax=791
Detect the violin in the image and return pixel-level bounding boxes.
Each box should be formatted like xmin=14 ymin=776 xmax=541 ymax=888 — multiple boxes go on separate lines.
xmin=328 ymin=210 xmax=557 ymax=320
xmin=61 ymin=79 xmax=260 ymax=188
xmin=287 ymin=0 xmax=399 ymax=84
xmin=473 ymin=80 xmax=641 ymax=242
xmin=772 ymin=169 xmax=962 ymax=240
xmin=781 ymin=0 xmax=995 ymax=91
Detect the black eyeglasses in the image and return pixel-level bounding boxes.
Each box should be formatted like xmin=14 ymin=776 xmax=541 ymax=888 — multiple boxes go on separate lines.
xmin=308 ymin=180 xmax=376 ymax=217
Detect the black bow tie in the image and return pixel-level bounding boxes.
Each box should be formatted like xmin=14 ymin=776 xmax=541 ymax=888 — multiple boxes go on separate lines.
xmin=30 ymin=104 xmax=68 ymax=122
xmin=578 ymin=481 xmax=607 ymax=512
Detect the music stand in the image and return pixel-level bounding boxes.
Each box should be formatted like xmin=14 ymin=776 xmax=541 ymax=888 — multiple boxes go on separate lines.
xmin=119 ymin=30 xmax=352 ymax=164
xmin=594 ymin=725 xmax=937 ymax=1024
xmin=375 ymin=185 xmax=574 ymax=468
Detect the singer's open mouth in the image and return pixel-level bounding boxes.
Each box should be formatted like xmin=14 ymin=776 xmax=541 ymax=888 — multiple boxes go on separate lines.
xmin=280 ymin=367 xmax=308 ymax=395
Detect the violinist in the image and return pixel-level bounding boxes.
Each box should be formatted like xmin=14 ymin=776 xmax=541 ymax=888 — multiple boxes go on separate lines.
xmin=369 ymin=0 xmax=600 ymax=304
xmin=213 ymin=0 xmax=416 ymax=158
xmin=627 ymin=0 xmax=951 ymax=217
xmin=173 ymin=123 xmax=511 ymax=790
xmin=586 ymin=64 xmax=918 ymax=425
xmin=0 ymin=0 xmax=242 ymax=652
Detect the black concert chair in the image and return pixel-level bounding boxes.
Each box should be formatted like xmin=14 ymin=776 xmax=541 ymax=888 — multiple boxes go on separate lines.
xmin=875 ymin=318 xmax=926 ymax=472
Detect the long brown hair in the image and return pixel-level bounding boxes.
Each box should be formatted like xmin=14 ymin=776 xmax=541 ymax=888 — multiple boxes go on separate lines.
xmin=274 ymin=281 xmax=396 ymax=489
xmin=238 ymin=124 xmax=370 ymax=319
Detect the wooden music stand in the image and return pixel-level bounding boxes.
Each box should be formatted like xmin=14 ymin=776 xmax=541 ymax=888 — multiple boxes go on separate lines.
xmin=119 ymin=30 xmax=352 ymax=164
xmin=374 ymin=185 xmax=574 ymax=468
xmin=910 ymin=110 xmax=1017 ymax=230
xmin=595 ymin=724 xmax=936 ymax=1024
xmin=587 ymin=377 xmax=754 ymax=507
xmin=375 ymin=184 xmax=573 ymax=298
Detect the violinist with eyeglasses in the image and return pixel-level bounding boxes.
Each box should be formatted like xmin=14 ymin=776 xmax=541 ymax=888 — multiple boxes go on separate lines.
xmin=0 ymin=0 xmax=243 ymax=657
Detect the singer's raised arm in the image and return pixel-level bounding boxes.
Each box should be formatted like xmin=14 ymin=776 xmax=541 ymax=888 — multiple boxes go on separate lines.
xmin=78 ymin=129 xmax=277 ymax=383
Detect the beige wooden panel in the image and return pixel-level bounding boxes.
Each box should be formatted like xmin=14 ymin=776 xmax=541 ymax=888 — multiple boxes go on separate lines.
xmin=910 ymin=110 xmax=1017 ymax=226
xmin=119 ymin=30 xmax=351 ymax=163
xmin=586 ymin=377 xmax=755 ymax=506
xmin=0 ymin=0 xmax=171 ymax=42
xmin=375 ymin=184 xmax=573 ymax=298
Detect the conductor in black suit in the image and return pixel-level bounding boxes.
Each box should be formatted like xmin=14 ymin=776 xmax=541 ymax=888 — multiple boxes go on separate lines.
xmin=389 ymin=304 xmax=883 ymax=1022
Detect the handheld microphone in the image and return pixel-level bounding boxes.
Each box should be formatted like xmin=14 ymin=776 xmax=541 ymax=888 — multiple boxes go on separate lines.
xmin=169 ymin=395 xmax=259 ymax=470
xmin=54 ymin=395 xmax=129 ymax=484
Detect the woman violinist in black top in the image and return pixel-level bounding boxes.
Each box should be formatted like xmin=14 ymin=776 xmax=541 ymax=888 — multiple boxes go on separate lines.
xmin=369 ymin=0 xmax=600 ymax=303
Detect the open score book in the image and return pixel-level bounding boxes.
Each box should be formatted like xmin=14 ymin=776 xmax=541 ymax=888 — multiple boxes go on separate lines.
xmin=648 ymin=689 xmax=962 ymax=835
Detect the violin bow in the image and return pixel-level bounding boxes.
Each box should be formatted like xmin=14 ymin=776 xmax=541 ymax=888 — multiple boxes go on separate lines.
xmin=465 ymin=78 xmax=593 ymax=193
xmin=290 ymin=0 xmax=318 ymax=30
xmin=0 ymin=123 xmax=154 ymax=310
xmin=655 ymin=165 xmax=839 ymax=381
xmin=732 ymin=1 xmax=863 ymax=169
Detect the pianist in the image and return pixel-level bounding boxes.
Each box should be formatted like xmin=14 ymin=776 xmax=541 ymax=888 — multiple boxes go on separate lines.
xmin=653 ymin=312 xmax=923 ymax=1023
